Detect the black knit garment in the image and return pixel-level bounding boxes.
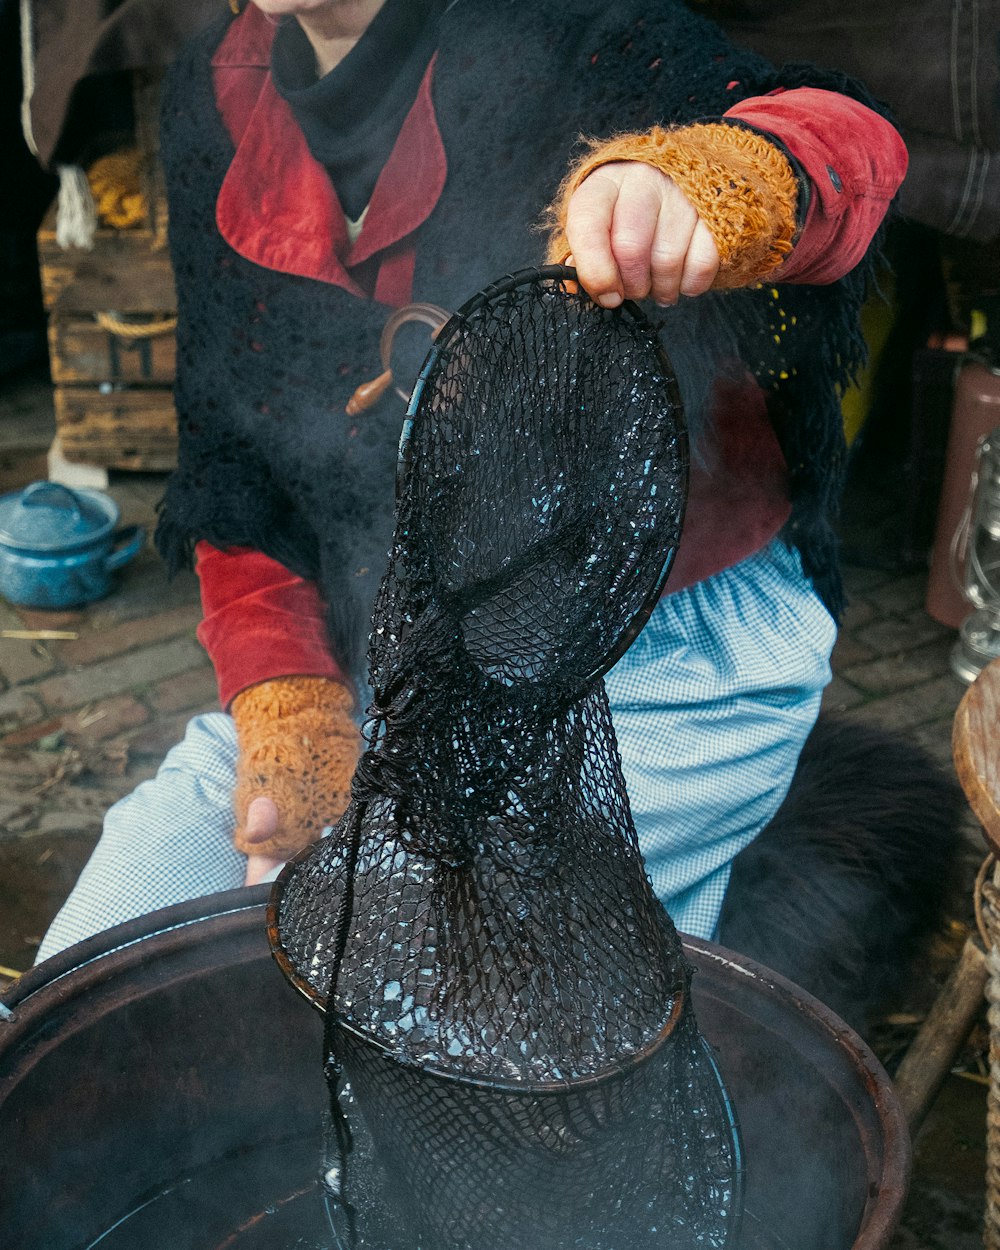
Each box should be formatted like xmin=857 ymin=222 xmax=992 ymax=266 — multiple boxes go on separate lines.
xmin=272 ymin=0 xmax=448 ymax=220
xmin=158 ymin=0 xmax=888 ymax=679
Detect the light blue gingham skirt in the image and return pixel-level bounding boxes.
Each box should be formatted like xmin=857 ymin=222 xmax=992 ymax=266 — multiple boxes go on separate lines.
xmin=37 ymin=539 xmax=834 ymax=964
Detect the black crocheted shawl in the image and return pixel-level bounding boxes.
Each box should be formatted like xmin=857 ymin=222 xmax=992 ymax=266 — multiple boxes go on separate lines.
xmin=157 ymin=0 xmax=884 ymax=679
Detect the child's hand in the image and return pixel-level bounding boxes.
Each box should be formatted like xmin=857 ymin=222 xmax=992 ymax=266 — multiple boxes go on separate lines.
xmin=231 ymin=676 xmax=360 ymax=868
xmin=565 ymin=161 xmax=719 ymax=309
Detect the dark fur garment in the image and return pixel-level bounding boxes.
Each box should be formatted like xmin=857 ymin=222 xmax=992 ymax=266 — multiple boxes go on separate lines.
xmin=718 ymin=715 xmax=964 ymax=1032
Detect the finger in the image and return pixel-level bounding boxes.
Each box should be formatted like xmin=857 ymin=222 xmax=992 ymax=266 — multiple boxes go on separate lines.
xmin=678 ymin=220 xmax=721 ymax=298
xmin=648 ymin=186 xmax=701 ymax=306
xmin=242 ymin=795 xmax=280 ymax=844
xmin=244 ymin=854 xmax=284 ymax=887
xmin=564 ymin=171 xmax=625 ymax=308
xmin=607 ymin=174 xmax=664 ymax=302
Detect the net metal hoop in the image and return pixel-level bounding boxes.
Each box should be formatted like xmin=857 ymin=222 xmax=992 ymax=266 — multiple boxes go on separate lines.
xmin=267 ymin=875 xmax=691 ymax=1094
xmin=268 ymin=263 xmax=690 ymax=1042
xmin=268 ymin=260 xmax=692 ymax=1070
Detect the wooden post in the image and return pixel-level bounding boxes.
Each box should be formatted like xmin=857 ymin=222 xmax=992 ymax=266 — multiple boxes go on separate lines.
xmin=893 ymin=934 xmax=988 ymax=1134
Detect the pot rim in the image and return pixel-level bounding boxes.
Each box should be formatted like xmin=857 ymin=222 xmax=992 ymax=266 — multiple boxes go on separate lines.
xmin=0 ymin=889 xmax=911 ymax=1250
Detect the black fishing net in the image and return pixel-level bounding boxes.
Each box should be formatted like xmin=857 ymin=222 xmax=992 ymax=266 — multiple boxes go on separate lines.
xmin=269 ymin=266 xmax=743 ymax=1250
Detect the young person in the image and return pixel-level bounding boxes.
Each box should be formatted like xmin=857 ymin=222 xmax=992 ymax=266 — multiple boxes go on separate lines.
xmin=40 ymin=0 xmax=909 ymax=973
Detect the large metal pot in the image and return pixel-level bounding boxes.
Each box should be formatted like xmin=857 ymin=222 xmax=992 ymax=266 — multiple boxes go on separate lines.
xmin=0 ymin=481 xmax=145 ymax=608
xmin=0 ymin=889 xmax=909 ymax=1250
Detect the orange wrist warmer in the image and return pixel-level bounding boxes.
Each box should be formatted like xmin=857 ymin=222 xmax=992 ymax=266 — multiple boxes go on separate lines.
xmin=231 ymin=676 xmax=362 ymax=859
xmin=546 ymin=122 xmax=799 ymax=289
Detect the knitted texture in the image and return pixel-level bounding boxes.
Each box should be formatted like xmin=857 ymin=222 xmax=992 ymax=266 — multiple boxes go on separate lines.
xmin=157 ymin=2 xmax=890 ymax=675
xmin=545 ymin=122 xmax=798 ymax=287
xmin=231 ymin=676 xmax=360 ymax=858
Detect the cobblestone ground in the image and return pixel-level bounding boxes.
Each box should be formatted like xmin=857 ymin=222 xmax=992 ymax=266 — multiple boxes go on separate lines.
xmin=0 ymin=370 xmax=990 ymax=1245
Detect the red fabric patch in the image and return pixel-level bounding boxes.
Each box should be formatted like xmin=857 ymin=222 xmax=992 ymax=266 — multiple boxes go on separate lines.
xmin=211 ymin=7 xmax=446 ymax=305
xmin=724 ymin=87 xmax=908 ymax=285
xmin=668 ymin=378 xmax=790 ymax=593
xmin=196 ymin=543 xmax=345 ymax=708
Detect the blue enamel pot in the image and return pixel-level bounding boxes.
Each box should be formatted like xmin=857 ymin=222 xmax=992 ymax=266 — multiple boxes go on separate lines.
xmin=0 ymin=482 xmax=146 ymax=609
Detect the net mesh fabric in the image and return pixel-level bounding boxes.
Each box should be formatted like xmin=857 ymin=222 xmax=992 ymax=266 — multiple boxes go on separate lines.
xmin=271 ymin=268 xmax=742 ymax=1249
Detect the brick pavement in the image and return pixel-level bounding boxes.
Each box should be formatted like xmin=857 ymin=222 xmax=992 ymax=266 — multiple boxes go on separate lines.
xmin=0 ymin=371 xmax=989 ymax=1245
xmin=0 ymin=375 xmax=217 ymax=968
xmin=0 ymin=532 xmax=216 ymax=965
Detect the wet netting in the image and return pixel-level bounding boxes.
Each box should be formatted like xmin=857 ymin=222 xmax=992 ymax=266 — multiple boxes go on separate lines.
xmin=268 ymin=266 xmax=744 ymax=1250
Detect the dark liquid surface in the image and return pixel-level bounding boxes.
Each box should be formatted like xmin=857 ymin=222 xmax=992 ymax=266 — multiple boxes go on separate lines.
xmin=83 ymin=1133 xmax=788 ymax=1250
xmin=84 ymin=1134 xmax=345 ymax=1250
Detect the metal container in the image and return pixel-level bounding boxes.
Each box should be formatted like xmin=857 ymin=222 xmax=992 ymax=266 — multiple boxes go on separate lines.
xmin=949 ymin=424 xmax=1000 ymax=681
xmin=926 ymin=358 xmax=1000 ymax=629
xmin=0 ymin=890 xmax=909 ymax=1250
xmin=0 ymin=481 xmax=145 ymax=608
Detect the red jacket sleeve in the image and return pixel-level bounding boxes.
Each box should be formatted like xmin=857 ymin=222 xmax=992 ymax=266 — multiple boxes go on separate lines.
xmin=724 ymin=87 xmax=908 ymax=285
xmin=195 ymin=542 xmax=346 ymax=709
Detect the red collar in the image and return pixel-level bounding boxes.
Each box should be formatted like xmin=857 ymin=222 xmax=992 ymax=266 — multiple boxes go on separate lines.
xmin=211 ymin=9 xmax=446 ymax=300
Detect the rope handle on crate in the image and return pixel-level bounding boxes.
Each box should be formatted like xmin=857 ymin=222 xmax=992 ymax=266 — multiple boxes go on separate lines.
xmin=94 ymin=311 xmax=178 ymax=340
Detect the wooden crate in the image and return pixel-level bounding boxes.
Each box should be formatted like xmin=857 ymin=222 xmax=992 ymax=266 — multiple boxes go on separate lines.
xmin=53 ymin=387 xmax=178 ymax=472
xmin=37 ymin=208 xmax=176 ymax=316
xmin=47 ymin=314 xmax=176 ymax=386
xmin=37 ymin=72 xmax=178 ymax=472
xmin=38 ymin=202 xmax=178 ymax=472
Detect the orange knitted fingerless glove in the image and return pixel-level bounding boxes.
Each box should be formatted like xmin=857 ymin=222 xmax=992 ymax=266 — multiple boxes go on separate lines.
xmin=546 ymin=122 xmax=799 ymax=289
xmin=231 ymin=676 xmax=362 ymax=859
